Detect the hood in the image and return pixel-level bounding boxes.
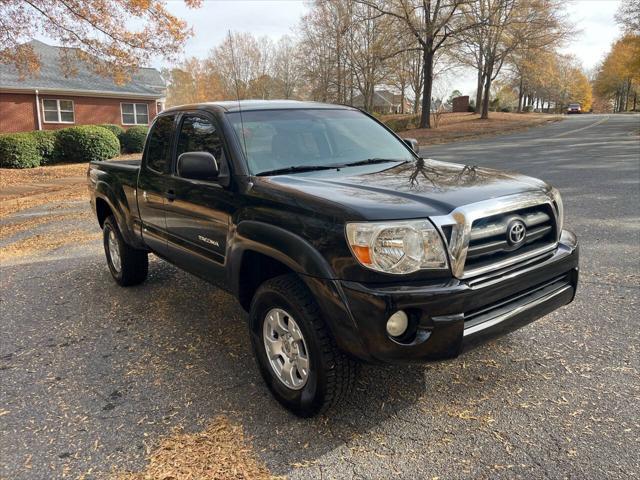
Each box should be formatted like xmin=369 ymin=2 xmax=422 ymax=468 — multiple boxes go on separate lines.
xmin=257 ymin=159 xmax=550 ymax=220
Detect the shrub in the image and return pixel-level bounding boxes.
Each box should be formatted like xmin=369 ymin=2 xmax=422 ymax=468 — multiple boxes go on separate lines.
xmin=500 ymin=107 xmax=512 ymax=113
xmin=54 ymin=125 xmax=120 ymax=163
xmin=30 ymin=130 xmax=57 ymax=164
xmin=120 ymin=125 xmax=149 ymax=153
xmin=382 ymin=114 xmax=421 ymax=132
xmin=98 ymin=124 xmax=125 ymax=138
xmin=523 ymin=105 xmax=534 ymax=113
xmin=0 ymin=133 xmax=41 ymax=168
xmin=467 ymin=105 xmax=476 ymax=113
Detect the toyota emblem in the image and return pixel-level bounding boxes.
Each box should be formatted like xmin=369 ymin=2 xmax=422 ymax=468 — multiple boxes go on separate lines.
xmin=507 ymin=220 xmax=526 ymax=247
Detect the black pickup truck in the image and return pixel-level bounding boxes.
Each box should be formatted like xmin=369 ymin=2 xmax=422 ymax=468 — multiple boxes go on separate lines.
xmin=88 ymin=100 xmax=579 ymax=417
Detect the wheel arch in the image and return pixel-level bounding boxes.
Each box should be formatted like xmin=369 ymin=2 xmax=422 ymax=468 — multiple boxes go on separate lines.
xmin=228 ymin=221 xmax=369 ymax=360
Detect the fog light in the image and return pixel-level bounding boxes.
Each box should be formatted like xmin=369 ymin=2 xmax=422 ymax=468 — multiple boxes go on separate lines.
xmin=386 ymin=310 xmax=409 ymax=337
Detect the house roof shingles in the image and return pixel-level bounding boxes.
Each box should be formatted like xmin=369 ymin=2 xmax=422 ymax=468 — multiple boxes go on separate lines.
xmin=0 ymin=40 xmax=165 ymax=99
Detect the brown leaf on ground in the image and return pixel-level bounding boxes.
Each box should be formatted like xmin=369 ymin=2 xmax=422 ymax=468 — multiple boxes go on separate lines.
xmin=0 ymin=155 xmax=140 ymax=189
xmin=0 ymin=229 xmax=100 ymax=262
xmin=0 ymin=155 xmax=140 ymax=217
xmin=0 ymin=211 xmax=91 ymax=239
xmin=397 ymin=112 xmax=562 ymax=145
xmin=0 ymin=186 xmax=88 ymax=218
xmin=115 ymin=416 xmax=276 ymax=480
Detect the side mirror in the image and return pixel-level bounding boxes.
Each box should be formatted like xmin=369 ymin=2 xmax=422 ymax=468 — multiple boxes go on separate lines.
xmin=177 ymin=151 xmax=219 ymax=180
xmin=403 ymin=138 xmax=419 ymax=153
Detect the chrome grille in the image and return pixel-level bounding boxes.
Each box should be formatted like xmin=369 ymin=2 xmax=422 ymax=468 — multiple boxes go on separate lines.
xmin=465 ymin=205 xmax=556 ymax=271
xmin=430 ymin=191 xmax=561 ymax=279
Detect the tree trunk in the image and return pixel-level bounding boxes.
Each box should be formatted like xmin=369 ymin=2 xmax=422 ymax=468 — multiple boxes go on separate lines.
xmin=400 ymin=84 xmax=405 ymax=114
xmin=480 ymin=61 xmax=494 ymax=120
xmin=625 ymin=78 xmax=632 ymax=111
xmin=476 ymin=70 xmax=484 ymax=112
xmin=419 ymin=48 xmax=433 ymax=129
xmin=517 ymin=76 xmax=524 ymax=112
xmin=475 ymin=46 xmax=484 ymax=112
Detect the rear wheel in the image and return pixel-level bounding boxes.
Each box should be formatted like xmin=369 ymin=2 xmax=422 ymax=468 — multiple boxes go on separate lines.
xmin=103 ymin=215 xmax=148 ymax=287
xmin=249 ymin=274 xmax=358 ymax=417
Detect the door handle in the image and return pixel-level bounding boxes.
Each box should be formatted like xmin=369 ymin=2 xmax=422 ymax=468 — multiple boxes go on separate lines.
xmin=165 ymin=190 xmax=176 ymax=201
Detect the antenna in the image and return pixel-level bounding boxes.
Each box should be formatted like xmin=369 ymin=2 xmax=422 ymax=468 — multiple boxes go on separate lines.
xmin=228 ymin=30 xmax=248 ymax=160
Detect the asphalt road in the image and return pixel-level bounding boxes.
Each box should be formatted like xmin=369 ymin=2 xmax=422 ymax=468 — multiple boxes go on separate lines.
xmin=1 ymin=114 xmax=639 ymax=479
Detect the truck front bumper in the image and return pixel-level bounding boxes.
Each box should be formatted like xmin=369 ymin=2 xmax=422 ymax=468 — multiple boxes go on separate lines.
xmin=328 ymin=230 xmax=579 ymax=363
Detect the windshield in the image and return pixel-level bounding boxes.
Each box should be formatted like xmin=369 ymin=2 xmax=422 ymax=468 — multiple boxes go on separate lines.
xmin=226 ymin=109 xmax=415 ymax=175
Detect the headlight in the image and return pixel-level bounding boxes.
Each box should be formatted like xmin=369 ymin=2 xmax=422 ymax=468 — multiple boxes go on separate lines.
xmin=549 ymin=187 xmax=564 ymax=233
xmin=345 ymin=220 xmax=448 ymax=274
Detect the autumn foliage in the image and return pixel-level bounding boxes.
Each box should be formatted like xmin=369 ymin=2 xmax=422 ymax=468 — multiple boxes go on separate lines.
xmin=0 ymin=0 xmax=201 ymax=83
xmin=593 ymin=34 xmax=640 ymax=112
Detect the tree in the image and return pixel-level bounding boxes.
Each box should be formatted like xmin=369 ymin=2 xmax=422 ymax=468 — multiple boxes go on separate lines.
xmin=615 ymin=0 xmax=640 ymax=34
xmin=208 ymin=32 xmax=275 ymax=100
xmin=355 ymin=0 xmax=475 ymax=128
xmin=161 ymin=58 xmax=226 ymax=107
xmin=0 ymin=0 xmax=201 ymax=82
xmin=594 ymin=34 xmax=639 ymax=112
xmin=459 ymin=0 xmax=570 ymax=118
xmin=298 ymin=0 xmax=354 ymax=103
xmin=346 ymin=2 xmax=403 ymax=112
xmin=271 ymin=36 xmax=301 ymax=99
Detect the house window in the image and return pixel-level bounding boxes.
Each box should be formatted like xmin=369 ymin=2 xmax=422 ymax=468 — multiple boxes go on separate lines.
xmin=42 ymin=99 xmax=74 ymax=123
xmin=121 ymin=103 xmax=149 ymax=125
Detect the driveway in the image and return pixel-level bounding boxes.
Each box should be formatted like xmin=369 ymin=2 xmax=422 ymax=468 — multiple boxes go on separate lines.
xmin=1 ymin=114 xmax=639 ymax=479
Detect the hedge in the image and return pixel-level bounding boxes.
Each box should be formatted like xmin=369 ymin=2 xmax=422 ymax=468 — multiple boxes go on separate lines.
xmin=382 ymin=114 xmax=421 ymax=132
xmin=120 ymin=125 xmax=149 ymax=153
xmin=98 ymin=124 xmax=125 ymax=138
xmin=0 ymin=133 xmax=41 ymax=168
xmin=31 ymin=130 xmax=57 ymax=164
xmin=54 ymin=126 xmax=120 ymax=163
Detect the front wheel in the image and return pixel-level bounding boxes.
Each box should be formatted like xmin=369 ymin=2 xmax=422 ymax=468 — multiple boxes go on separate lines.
xmin=103 ymin=215 xmax=148 ymax=287
xmin=249 ymin=274 xmax=358 ymax=417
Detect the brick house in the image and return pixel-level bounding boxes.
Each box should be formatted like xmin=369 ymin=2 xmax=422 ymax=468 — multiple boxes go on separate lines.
xmin=352 ymin=89 xmax=413 ymax=114
xmin=0 ymin=40 xmax=166 ymax=133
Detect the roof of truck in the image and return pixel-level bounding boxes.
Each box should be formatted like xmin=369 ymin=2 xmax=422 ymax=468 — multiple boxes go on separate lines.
xmin=162 ymin=99 xmax=357 ymax=113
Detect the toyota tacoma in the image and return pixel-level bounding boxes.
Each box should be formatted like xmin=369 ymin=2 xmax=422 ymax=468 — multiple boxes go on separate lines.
xmin=88 ymin=100 xmax=579 ymax=417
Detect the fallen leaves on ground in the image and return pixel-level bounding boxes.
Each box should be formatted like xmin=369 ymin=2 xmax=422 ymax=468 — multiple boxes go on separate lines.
xmin=0 ymin=154 xmax=140 ymax=217
xmin=398 ymin=112 xmax=562 ymax=145
xmin=0 ymin=211 xmax=91 ymax=239
xmin=116 ymin=415 xmax=276 ymax=480
xmin=0 ymin=229 xmax=100 ymax=262
xmin=0 ymin=154 xmax=140 ymax=188
xmin=0 ymin=186 xmax=88 ymax=217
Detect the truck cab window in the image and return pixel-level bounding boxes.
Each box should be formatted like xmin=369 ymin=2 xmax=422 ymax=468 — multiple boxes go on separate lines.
xmin=145 ymin=115 xmax=176 ymax=173
xmin=176 ymin=115 xmax=223 ymax=161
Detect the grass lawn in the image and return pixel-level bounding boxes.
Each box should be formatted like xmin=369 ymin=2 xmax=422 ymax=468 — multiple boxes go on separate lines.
xmin=399 ymin=111 xmax=562 ymax=144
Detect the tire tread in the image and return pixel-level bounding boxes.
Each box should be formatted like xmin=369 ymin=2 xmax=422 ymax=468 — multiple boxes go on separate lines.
xmin=256 ymin=274 xmax=358 ymax=414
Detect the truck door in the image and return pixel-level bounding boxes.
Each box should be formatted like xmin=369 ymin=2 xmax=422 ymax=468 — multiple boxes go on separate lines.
xmin=137 ymin=114 xmax=176 ymax=257
xmin=162 ymin=112 xmax=234 ymax=286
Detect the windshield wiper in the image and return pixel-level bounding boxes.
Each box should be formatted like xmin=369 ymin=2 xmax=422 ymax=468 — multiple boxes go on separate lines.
xmin=256 ymin=164 xmax=340 ymax=176
xmin=256 ymin=158 xmax=407 ymax=176
xmin=337 ymin=158 xmax=408 ymax=167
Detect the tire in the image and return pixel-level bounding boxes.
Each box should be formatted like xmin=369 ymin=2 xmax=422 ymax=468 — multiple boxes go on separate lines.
xmin=103 ymin=215 xmax=148 ymax=287
xmin=249 ymin=274 xmax=358 ymax=417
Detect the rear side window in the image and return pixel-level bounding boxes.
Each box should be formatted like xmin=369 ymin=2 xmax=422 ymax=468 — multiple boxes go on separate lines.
xmin=145 ymin=115 xmax=175 ymax=173
xmin=176 ymin=115 xmax=223 ymax=160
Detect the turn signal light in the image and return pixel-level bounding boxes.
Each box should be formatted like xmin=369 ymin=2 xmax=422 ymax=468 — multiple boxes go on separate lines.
xmin=352 ymin=245 xmax=372 ymax=265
